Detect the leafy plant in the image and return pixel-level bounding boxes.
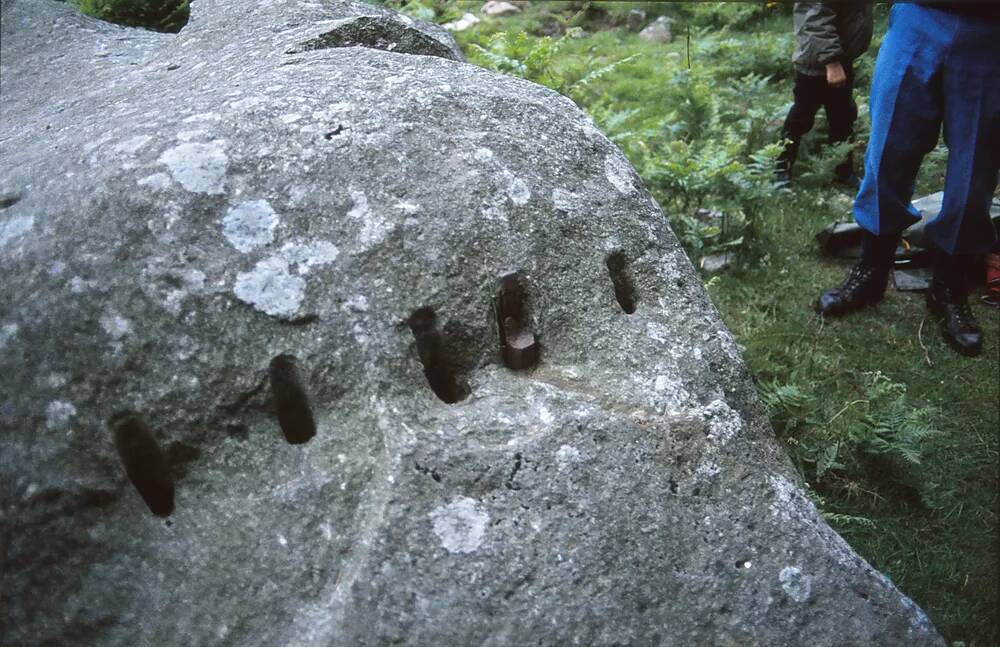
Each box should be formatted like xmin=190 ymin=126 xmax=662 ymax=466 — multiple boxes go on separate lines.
xmin=760 ymin=371 xmax=942 ymax=504
xmin=601 ymin=69 xmax=787 ymax=256
xmin=466 ymin=28 xmax=637 ymax=104
xmin=70 ymin=0 xmax=189 ymax=32
xmin=380 ymin=0 xmax=465 ymax=25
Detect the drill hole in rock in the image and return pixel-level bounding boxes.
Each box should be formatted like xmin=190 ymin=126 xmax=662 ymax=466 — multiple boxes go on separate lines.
xmin=408 ymin=307 xmax=469 ymax=404
xmin=606 ymin=251 xmax=637 ymax=314
xmin=108 ymin=411 xmax=175 ymax=518
xmin=0 ymin=191 xmax=22 ymax=210
xmin=495 ymin=272 xmax=539 ymax=371
xmin=269 ymin=354 xmax=317 ymax=445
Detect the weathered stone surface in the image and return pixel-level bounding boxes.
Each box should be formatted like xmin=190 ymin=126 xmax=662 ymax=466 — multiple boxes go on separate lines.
xmin=0 ymin=0 xmax=944 ymax=645
xmin=639 ymin=15 xmax=673 ymax=44
xmin=482 ymin=1 xmax=521 ymax=17
xmin=627 ymin=8 xmax=648 ymax=32
xmin=442 ymin=11 xmax=480 ymax=33
xmin=699 ymin=252 xmax=736 ymax=275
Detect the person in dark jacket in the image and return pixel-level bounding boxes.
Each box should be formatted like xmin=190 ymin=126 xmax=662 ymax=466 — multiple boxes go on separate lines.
xmin=776 ymin=3 xmax=873 ymax=187
xmin=816 ymin=3 xmax=1000 ymax=357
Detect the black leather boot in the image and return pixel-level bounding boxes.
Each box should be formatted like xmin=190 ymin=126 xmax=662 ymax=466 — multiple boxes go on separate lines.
xmin=816 ymin=263 xmax=889 ymax=316
xmin=816 ymin=231 xmax=897 ymax=316
xmin=833 ymin=152 xmax=860 ymax=189
xmin=926 ymin=280 xmax=984 ymax=357
xmin=775 ymin=136 xmax=797 ymax=187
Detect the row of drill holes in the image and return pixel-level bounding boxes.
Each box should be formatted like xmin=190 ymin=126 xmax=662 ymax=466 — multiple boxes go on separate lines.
xmin=112 ymin=254 xmax=640 ymax=513
xmin=110 ymin=354 xmax=318 ymax=517
xmin=411 ymin=255 xmax=638 ymax=403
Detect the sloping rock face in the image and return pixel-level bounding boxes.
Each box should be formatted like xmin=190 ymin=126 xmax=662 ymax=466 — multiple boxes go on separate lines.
xmin=0 ymin=1 xmax=944 ymax=645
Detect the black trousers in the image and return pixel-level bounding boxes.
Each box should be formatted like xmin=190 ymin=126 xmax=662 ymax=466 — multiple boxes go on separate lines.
xmin=779 ymin=61 xmax=858 ymax=178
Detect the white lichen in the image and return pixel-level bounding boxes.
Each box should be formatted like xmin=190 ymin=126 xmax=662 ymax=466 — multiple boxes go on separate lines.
xmin=45 ymin=400 xmax=77 ymax=431
xmin=278 ymin=240 xmax=339 ymax=274
xmin=0 ymin=323 xmax=18 ymax=351
xmin=348 ymin=189 xmax=389 ymax=249
xmin=158 ymin=141 xmax=228 ymax=194
xmin=768 ymin=474 xmax=809 ymax=523
xmin=69 ymin=276 xmax=96 ymax=294
xmin=343 ymin=294 xmax=369 ymax=313
xmin=137 ymin=172 xmax=173 ymax=191
xmin=430 ymin=496 xmax=489 ymax=554
xmin=778 ymin=566 xmax=812 ymax=603
xmin=233 ymin=256 xmax=305 ymax=318
xmin=506 ymin=174 xmax=530 ymax=206
xmin=702 ymin=399 xmax=743 ymax=445
xmin=555 ymin=444 xmax=581 ymax=470
xmin=99 ymin=310 xmax=133 ymax=340
xmin=0 ymin=215 xmax=35 ymax=249
xmin=604 ymin=152 xmax=636 ymax=195
xmin=223 ymin=199 xmax=280 ymax=252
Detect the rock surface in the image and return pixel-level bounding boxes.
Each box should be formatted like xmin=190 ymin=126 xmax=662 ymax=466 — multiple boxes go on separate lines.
xmin=442 ymin=11 xmax=480 ymax=32
xmin=699 ymin=252 xmax=736 ymax=275
xmin=481 ymin=1 xmax=520 ymax=17
xmin=639 ymin=15 xmax=673 ymax=44
xmin=0 ymin=0 xmax=944 ymax=645
xmin=627 ymin=8 xmax=647 ymax=32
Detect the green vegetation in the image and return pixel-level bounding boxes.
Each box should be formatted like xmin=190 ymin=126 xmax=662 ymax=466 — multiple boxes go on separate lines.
xmin=385 ymin=1 xmax=996 ymax=643
xmin=69 ymin=0 xmax=189 ymax=32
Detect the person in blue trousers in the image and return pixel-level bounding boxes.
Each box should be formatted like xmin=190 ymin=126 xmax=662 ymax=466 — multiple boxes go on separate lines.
xmin=816 ymin=2 xmax=1000 ymax=357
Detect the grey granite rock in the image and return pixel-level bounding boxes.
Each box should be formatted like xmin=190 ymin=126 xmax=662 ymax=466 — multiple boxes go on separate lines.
xmin=0 ymin=0 xmax=944 ymax=645
xmin=639 ymin=15 xmax=673 ymax=44
xmin=906 ymin=191 xmax=1000 ymax=249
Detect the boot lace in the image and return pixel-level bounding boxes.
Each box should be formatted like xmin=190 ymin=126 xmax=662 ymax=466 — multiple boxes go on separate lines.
xmin=842 ymin=264 xmax=876 ymax=293
xmin=951 ymin=301 xmax=978 ymax=332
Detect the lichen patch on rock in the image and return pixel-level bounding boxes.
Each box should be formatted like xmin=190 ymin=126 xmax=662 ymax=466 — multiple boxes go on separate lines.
xmin=0 ymin=323 xmax=18 ymax=351
xmin=779 ymin=566 xmax=812 ymax=603
xmin=233 ymin=256 xmax=306 ymax=318
xmin=44 ymin=400 xmax=77 ymax=431
xmin=604 ymin=152 xmax=636 ymax=195
xmin=158 ymin=141 xmax=228 ymax=194
xmin=278 ymin=240 xmax=339 ymax=274
xmin=223 ymin=199 xmax=280 ymax=252
xmin=430 ymin=496 xmax=490 ymax=554
xmin=0 ymin=214 xmax=34 ymax=249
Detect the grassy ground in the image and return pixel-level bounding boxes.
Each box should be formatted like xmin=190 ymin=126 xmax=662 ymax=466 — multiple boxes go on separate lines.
xmin=385 ymin=2 xmax=999 ymax=643
xmin=713 ymin=190 xmax=999 ymax=646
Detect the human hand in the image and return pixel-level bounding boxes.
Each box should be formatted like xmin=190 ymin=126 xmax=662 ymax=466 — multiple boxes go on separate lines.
xmin=826 ymin=61 xmax=847 ymax=87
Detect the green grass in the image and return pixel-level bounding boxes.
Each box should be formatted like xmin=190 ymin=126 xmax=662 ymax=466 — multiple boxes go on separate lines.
xmin=710 ymin=189 xmax=999 ymax=646
xmin=382 ymin=2 xmax=999 ymax=643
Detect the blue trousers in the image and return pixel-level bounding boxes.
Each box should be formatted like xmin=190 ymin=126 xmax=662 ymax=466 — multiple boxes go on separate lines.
xmin=854 ymin=4 xmax=1000 ymax=255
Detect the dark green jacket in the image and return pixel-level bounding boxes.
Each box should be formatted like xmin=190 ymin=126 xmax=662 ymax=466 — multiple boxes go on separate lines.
xmin=793 ymin=2 xmax=873 ymax=76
